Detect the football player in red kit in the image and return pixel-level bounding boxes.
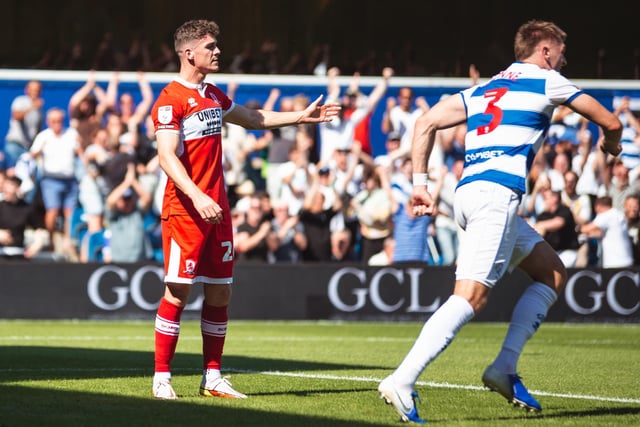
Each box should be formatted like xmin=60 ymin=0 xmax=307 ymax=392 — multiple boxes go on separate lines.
xmin=150 ymin=19 xmax=340 ymax=399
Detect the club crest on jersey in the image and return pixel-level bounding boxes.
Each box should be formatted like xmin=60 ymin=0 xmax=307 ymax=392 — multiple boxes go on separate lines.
xmin=184 ymin=259 xmax=196 ymax=275
xmin=158 ymin=106 xmax=173 ymax=124
xmin=188 ymin=97 xmax=198 ymax=107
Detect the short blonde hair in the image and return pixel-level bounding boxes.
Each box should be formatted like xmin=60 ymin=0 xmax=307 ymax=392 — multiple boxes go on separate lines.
xmin=514 ymin=20 xmax=566 ymax=61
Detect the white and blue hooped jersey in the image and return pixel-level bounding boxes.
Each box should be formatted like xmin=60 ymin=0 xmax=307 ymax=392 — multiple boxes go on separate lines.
xmin=619 ymin=125 xmax=639 ymax=169
xmin=457 ymin=62 xmax=583 ymax=195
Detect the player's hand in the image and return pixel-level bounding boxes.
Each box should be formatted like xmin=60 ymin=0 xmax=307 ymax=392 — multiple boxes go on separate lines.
xmin=193 ymin=193 xmax=224 ymax=224
xmin=411 ymin=186 xmax=435 ymax=216
xmin=300 ymin=95 xmax=341 ymax=123
xmin=599 ymin=140 xmax=622 ymax=156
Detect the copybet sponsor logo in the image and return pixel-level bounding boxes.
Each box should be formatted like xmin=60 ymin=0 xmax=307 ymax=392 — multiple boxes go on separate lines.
xmin=465 ymin=149 xmax=505 ymax=163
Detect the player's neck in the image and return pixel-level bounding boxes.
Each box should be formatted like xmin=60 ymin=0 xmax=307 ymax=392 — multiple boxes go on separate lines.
xmin=179 ymin=68 xmax=207 ymax=85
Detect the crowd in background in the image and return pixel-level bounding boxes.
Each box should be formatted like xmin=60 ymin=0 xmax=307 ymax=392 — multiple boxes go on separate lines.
xmin=1 ymin=65 xmax=640 ymax=267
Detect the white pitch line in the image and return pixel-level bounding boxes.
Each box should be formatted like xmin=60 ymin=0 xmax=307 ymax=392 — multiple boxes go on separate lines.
xmin=225 ymin=369 xmax=640 ymax=404
xmin=2 ymin=366 xmax=638 ymax=405
xmin=6 ymin=336 xmax=637 ymax=346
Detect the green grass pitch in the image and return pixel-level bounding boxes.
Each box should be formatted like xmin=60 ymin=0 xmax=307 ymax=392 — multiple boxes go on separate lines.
xmin=1 ymin=320 xmax=639 ymax=426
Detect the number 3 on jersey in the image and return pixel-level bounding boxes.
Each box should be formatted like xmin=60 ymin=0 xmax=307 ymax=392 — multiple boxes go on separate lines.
xmin=478 ymin=87 xmax=508 ymax=135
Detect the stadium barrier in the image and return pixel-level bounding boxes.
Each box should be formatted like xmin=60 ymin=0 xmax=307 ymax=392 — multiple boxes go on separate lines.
xmin=2 ymin=262 xmax=638 ymax=322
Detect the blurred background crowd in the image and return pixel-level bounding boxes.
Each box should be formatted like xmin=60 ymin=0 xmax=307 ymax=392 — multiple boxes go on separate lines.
xmin=1 ymin=0 xmax=639 ymax=266
xmin=2 ymin=64 xmax=640 ymax=268
xmin=1 ymin=0 xmax=639 ymax=80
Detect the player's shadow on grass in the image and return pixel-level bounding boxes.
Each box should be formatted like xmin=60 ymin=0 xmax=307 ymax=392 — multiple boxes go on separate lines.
xmin=0 ymin=383 xmax=385 ymax=427
xmin=457 ymin=405 xmax=640 ymax=423
xmin=545 ymin=406 xmax=640 ymax=418
xmin=0 ymin=346 xmax=381 ymax=382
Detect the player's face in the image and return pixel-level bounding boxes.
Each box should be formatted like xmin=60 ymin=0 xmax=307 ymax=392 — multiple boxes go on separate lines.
xmin=547 ymin=40 xmax=567 ymax=71
xmin=189 ymin=35 xmax=221 ymax=72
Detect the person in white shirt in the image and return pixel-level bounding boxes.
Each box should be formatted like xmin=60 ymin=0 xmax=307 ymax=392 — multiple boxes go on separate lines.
xmin=580 ymin=195 xmax=633 ymax=268
xmin=30 ymin=107 xmax=82 ymax=256
xmin=381 ymin=86 xmax=430 ymax=155
xmin=319 ymin=67 xmax=392 ymax=162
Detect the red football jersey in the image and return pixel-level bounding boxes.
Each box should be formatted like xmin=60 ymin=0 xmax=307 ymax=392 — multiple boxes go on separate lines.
xmin=151 ymin=78 xmax=236 ymax=284
xmin=152 ymin=78 xmax=234 ymax=218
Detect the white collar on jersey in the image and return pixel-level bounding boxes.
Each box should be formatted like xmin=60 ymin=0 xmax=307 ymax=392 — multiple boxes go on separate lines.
xmin=174 ymin=77 xmax=207 ymax=90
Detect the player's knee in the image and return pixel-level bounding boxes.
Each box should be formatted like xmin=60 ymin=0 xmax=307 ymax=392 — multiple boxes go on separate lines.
xmin=553 ymin=264 xmax=568 ymax=294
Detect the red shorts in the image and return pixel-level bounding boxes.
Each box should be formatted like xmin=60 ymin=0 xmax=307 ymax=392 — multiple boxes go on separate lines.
xmin=162 ymin=213 xmax=234 ymax=284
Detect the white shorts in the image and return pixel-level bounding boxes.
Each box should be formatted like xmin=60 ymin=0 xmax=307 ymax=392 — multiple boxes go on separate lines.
xmin=454 ymin=181 xmax=542 ymax=288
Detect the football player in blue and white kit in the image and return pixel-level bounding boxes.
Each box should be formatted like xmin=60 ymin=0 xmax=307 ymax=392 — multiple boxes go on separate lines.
xmin=378 ymin=20 xmax=622 ymax=423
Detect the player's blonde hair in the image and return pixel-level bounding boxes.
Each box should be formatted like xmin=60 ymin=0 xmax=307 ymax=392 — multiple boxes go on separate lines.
xmin=514 ymin=20 xmax=566 ymax=61
xmin=174 ymin=19 xmax=220 ymax=52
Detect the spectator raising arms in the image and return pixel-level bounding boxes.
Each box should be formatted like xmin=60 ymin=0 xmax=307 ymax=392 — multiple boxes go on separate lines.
xmin=3 ymin=80 xmax=44 ymax=172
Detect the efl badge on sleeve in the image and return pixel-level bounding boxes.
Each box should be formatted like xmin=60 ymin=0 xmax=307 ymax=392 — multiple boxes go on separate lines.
xmin=158 ymin=106 xmax=173 ymax=124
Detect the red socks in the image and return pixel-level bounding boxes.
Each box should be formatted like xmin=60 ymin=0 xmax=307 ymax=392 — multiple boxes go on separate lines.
xmin=201 ymin=304 xmax=228 ymax=371
xmin=154 ymin=298 xmax=184 ymax=373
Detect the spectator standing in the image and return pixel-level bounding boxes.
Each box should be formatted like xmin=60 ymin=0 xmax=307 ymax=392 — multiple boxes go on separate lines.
xmin=68 ymin=70 xmax=113 ymax=149
xmin=319 ymin=67 xmax=392 ymax=163
xmin=266 ymin=198 xmax=307 ymax=263
xmin=0 ymin=175 xmax=47 ymax=259
xmin=547 ymin=151 xmax=571 ymax=192
xmin=111 ymin=72 xmax=157 ymax=189
xmin=113 ymin=72 xmax=154 ymax=132
xmin=278 ymin=143 xmax=313 ymax=216
xmin=29 ymin=107 xmax=82 ymax=258
xmin=368 ymin=236 xmax=395 ymax=266
xmin=3 ymin=80 xmax=44 ymax=171
xmin=623 ymin=193 xmax=640 ymax=265
xmin=103 ymin=163 xmax=153 ymax=263
xmin=381 ymin=86 xmax=429 ymax=156
xmin=373 ymin=131 xmax=404 ymax=174
xmin=299 ymin=168 xmax=343 ymax=261
xmin=351 ymin=165 xmax=394 ymax=262
xmin=548 ymin=104 xmax=588 ymax=146
xmin=78 ymin=128 xmax=110 ymax=239
xmin=572 ymin=129 xmax=603 ymax=212
xmin=561 ymin=170 xmax=592 ymax=267
xmin=149 ymin=19 xmax=339 ymax=400
xmin=261 ymin=88 xmax=297 ymax=200
xmin=342 ymin=71 xmax=379 ymax=156
xmin=580 ymin=196 xmax=633 ymax=268
xmin=430 ymin=158 xmax=464 ymax=265
xmin=613 ymin=96 xmax=640 ymax=170
xmin=532 ymin=189 xmax=580 ymax=267
xmin=387 ymin=159 xmax=433 ymax=264
xmin=561 ymin=170 xmax=592 ymax=226
xmin=605 ymin=159 xmax=637 ymax=212
xmin=234 ymin=195 xmax=271 ymax=262
xmin=219 ymin=81 xmax=252 ymax=207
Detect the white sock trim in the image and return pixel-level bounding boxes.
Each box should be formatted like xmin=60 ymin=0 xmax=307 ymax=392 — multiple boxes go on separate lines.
xmin=154 ymin=372 xmax=171 ymax=382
